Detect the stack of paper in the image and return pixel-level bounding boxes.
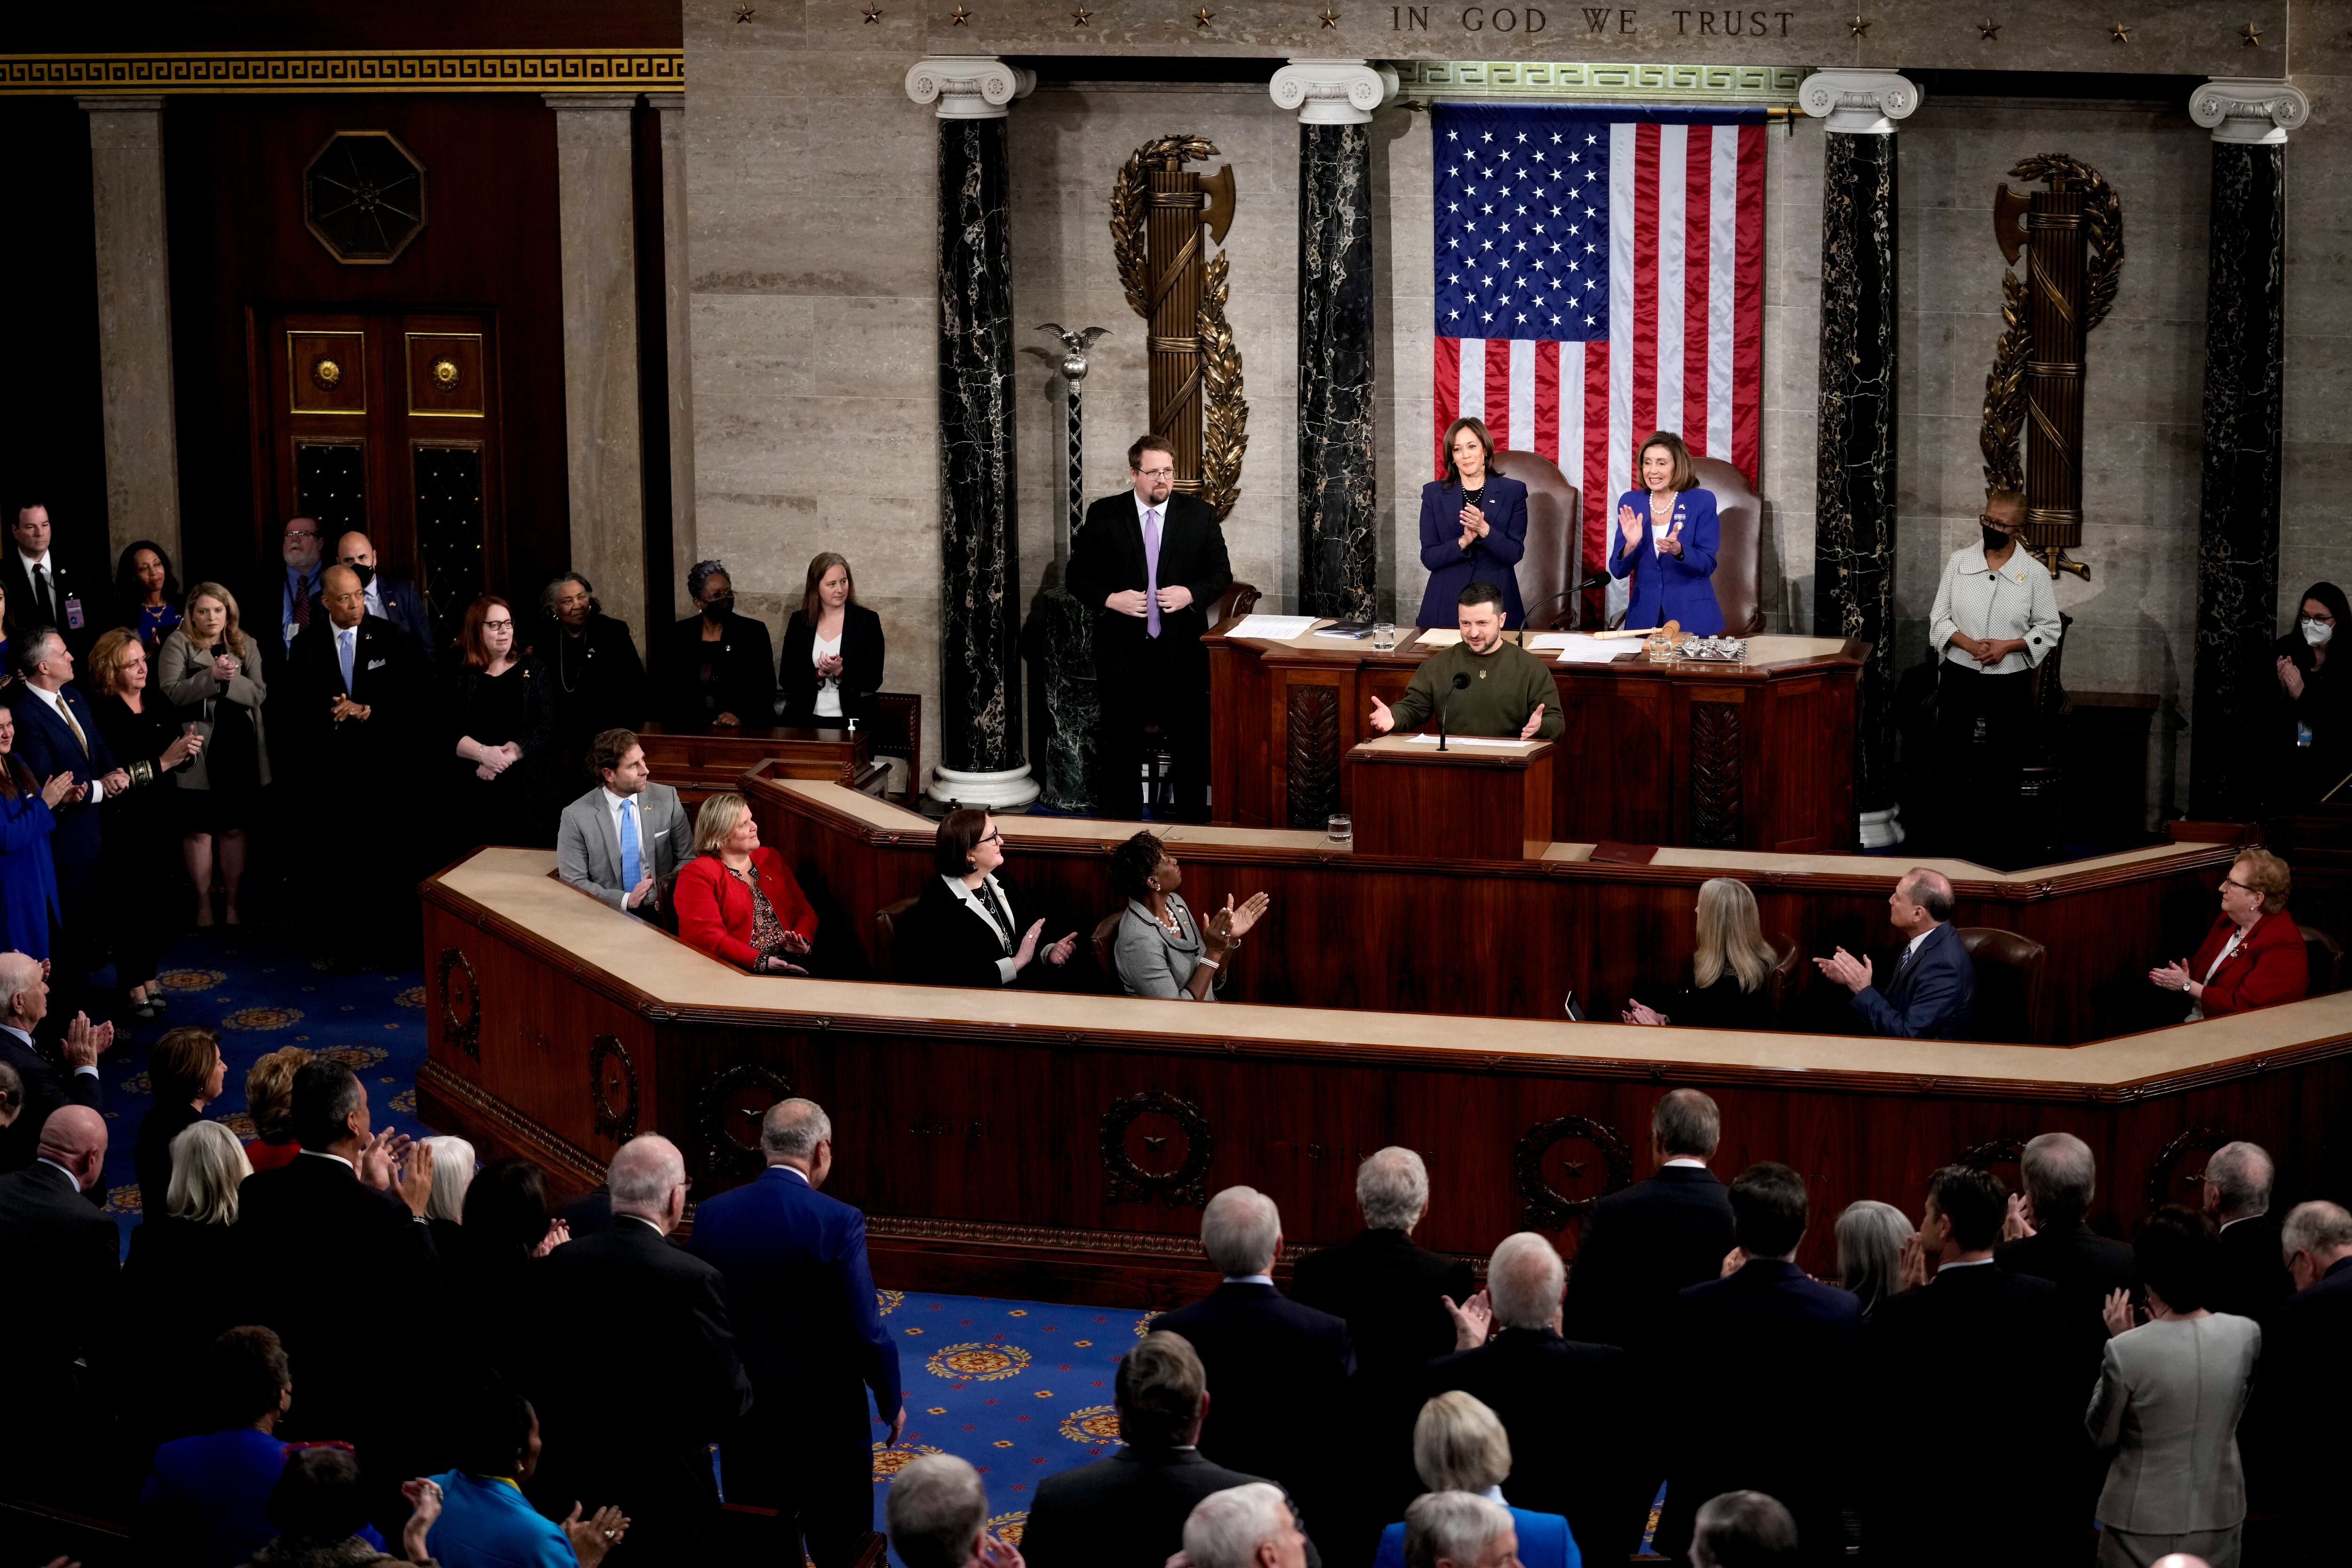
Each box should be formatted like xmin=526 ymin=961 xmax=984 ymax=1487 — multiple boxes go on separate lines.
xmin=1404 ymin=734 xmax=1536 ymax=750
xmin=1226 ymin=613 xmax=1319 ymax=640
xmin=1415 ymin=628 xmax=1462 ymax=648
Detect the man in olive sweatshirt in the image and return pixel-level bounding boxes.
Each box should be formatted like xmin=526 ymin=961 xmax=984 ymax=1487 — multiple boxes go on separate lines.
xmin=1369 ymin=581 xmax=1566 ymax=740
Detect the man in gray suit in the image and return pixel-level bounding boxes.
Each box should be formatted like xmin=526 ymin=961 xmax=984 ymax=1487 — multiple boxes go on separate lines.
xmin=556 ymin=728 xmax=686 ymax=915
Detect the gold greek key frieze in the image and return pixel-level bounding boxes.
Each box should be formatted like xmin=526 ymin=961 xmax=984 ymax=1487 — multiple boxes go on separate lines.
xmin=1390 ymin=59 xmax=1804 ymax=102
xmin=0 ymin=49 xmax=683 ymax=96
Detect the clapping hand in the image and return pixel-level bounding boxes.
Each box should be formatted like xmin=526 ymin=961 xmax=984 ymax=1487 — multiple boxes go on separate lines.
xmin=1720 ymin=1246 xmax=1749 ymax=1279
xmin=399 ymin=1478 xmax=444 ymax=1565
xmin=977 ymin=1532 xmax=1026 ymax=1568
xmin=1205 ymin=892 xmax=1271 ymax=947
xmin=395 ymin=1138 xmax=436 ymax=1218
xmin=1457 ymin=500 xmax=1489 ymax=550
xmin=2003 ymin=1192 xmax=2038 ymax=1243
xmin=1657 ymin=524 xmax=1684 ymax=558
xmin=39 ymin=772 xmax=78 ymax=810
xmin=562 ymin=1503 xmax=631 ymax=1568
xmin=1441 ymin=1287 xmax=1495 ymax=1351
xmin=160 ymin=726 xmax=203 ymax=770
xmin=62 ymin=1011 xmax=112 ymax=1069
xmin=1621 ymin=999 xmax=1669 ymax=1027
xmin=101 ymin=768 xmax=129 ymax=793
xmin=2279 ymin=655 xmax=2306 ymax=699
xmin=1617 ymin=501 xmax=1642 ymax=549
xmin=536 ymin=1218 xmax=572 ymax=1257
xmin=625 ymin=874 xmax=656 ymax=910
xmin=211 ymin=652 xmax=239 ymax=684
xmin=2101 ymin=1287 xmax=2138 ymax=1339
xmin=1519 ymin=702 xmax=1548 ymax=740
xmin=815 ymin=653 xmax=846 ymax=679
xmin=1895 ymin=1229 xmax=1931 ymax=1294
xmin=780 ymin=929 xmax=813 ymax=955
xmin=2149 ymin=959 xmax=2193 ymax=994
xmin=1044 ymin=931 xmax=1078 ymax=966
xmin=1812 ymin=946 xmax=1873 ymax=995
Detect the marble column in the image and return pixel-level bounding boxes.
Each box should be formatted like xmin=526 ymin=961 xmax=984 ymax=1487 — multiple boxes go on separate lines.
xmin=2188 ymin=80 xmax=2304 ymax=821
xmin=649 ymin=92 xmax=698 ymax=619
xmin=1800 ymin=71 xmax=1919 ymax=848
xmin=907 ymin=58 xmax=1038 ymax=809
xmin=1274 ymin=61 xmax=1397 ymax=621
xmin=545 ymin=94 xmax=647 ymax=628
xmin=80 ymin=97 xmax=182 ymax=563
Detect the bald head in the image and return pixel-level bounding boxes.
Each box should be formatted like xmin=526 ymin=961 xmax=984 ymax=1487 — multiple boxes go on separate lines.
xmin=2203 ymin=1141 xmax=2273 ymax=1222
xmin=1890 ymin=867 xmax=1955 ymax=938
xmin=334 ymin=532 xmax=376 ymax=569
xmin=0 ymin=950 xmax=43 ymax=1027
xmin=608 ymin=1134 xmax=687 ymax=1232
xmin=38 ymin=1105 xmax=107 ymax=1190
xmin=320 ymin=565 xmax=366 ymax=629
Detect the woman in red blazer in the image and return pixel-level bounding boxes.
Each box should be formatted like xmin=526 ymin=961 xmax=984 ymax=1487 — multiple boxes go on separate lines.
xmin=2149 ymin=848 xmax=2309 ymax=1019
xmin=673 ymin=791 xmax=818 ymax=975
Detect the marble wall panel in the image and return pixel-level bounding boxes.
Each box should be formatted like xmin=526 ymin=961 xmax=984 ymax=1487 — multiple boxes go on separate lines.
xmin=2279 ymin=16 xmax=2352 ymax=647
xmin=1760 ymin=115 xmax=1824 ymax=634
xmin=1375 ymin=105 xmax=1434 ymax=625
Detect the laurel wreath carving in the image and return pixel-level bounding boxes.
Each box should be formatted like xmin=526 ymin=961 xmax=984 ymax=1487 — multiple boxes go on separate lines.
xmin=1979 ymin=154 xmax=2125 ymax=494
xmin=1111 ymin=134 xmax=1216 ymax=316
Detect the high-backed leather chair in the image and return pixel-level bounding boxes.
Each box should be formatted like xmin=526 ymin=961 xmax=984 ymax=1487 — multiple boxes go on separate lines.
xmin=2300 ymin=923 xmax=2344 ymax=997
xmin=874 ymin=895 xmax=919 ymax=981
xmin=1215 ymin=580 xmax=1261 ymax=625
xmin=1955 ymin=926 xmax=2048 ymax=1044
xmin=1690 ymin=455 xmax=1764 ymax=637
xmin=1091 ymin=908 xmax=1126 ymax=987
xmin=1764 ymin=934 xmax=1803 ymax=1029
xmin=1486 ymin=449 xmax=1582 ymax=630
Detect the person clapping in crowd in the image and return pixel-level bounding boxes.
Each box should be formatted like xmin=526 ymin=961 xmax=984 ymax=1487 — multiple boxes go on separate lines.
xmin=115 ymin=540 xmax=184 ymax=651
xmin=159 ymin=583 xmax=268 ymax=927
xmin=1621 ymin=877 xmax=1779 ymax=1031
xmin=89 ymin=628 xmax=201 ymax=1009
xmin=424 ymin=1382 xmax=630 ymax=1568
xmin=0 ymin=703 xmax=73 ymax=961
xmin=0 ymin=948 xmax=111 ymax=1171
xmin=1108 ymin=831 xmax=1268 ymax=1002
xmin=2149 ymin=848 xmax=2307 ymax=1019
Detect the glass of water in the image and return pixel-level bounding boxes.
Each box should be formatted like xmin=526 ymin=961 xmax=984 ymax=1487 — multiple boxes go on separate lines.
xmin=1372 ymin=620 xmax=1396 ymax=650
xmin=1327 ymin=814 xmax=1353 ymax=846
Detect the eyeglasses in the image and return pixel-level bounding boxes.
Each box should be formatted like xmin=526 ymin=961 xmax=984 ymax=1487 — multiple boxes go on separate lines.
xmin=483 ymin=619 xmax=515 ymax=630
xmin=2222 ymin=876 xmax=2258 ymax=896
xmin=1977 ymin=515 xmax=2020 ymax=530
xmin=977 ymin=829 xmax=1004 ymax=847
xmin=1137 ymin=466 xmax=1176 ymax=479
xmin=283 ymin=529 xmax=319 ymax=541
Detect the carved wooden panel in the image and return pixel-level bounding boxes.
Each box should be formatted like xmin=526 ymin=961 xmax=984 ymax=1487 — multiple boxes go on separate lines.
xmin=1513 ymin=1114 xmax=1635 ymax=1230
xmin=2146 ymin=1125 xmax=2235 ymax=1210
xmin=696 ymin=1063 xmax=792 ymax=1182
xmin=1101 ymin=1090 xmax=1215 ymax=1209
xmin=1689 ymin=700 xmax=1743 ymax=847
xmin=436 ymin=947 xmax=480 ymax=1060
xmin=588 ymin=1035 xmax=639 ymax=1142
xmin=1285 ymin=684 xmax=1342 ymax=829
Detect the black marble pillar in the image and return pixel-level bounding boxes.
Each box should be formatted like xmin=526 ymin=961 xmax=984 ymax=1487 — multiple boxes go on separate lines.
xmin=2189 ymin=142 xmax=2286 ymax=821
xmin=1812 ymin=129 xmax=1899 ymax=821
xmin=938 ymin=117 xmax=1024 ymax=778
xmin=1297 ymin=122 xmax=1378 ymax=621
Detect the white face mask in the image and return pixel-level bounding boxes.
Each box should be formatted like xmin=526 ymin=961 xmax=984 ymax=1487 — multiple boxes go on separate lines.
xmin=2304 ymin=619 xmax=2334 ymax=647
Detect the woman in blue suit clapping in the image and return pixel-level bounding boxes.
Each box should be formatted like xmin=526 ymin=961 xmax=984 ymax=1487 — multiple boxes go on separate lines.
xmin=1610 ymin=430 xmax=1724 ymax=635
xmin=1417 ymin=418 xmax=1530 ymax=628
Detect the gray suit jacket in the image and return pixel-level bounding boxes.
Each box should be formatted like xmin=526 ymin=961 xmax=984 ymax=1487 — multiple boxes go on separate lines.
xmin=2086 ymin=1312 xmax=2261 ymax=1534
xmin=556 ymin=783 xmax=686 ymax=911
xmin=1114 ymin=896 xmax=1221 ymax=1001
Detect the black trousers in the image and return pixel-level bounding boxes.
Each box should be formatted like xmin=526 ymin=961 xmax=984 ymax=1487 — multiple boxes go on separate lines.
xmin=1094 ymin=639 xmax=1210 ymax=820
xmin=1932 ymin=660 xmax=2034 ymax=866
xmin=725 ymin=1393 xmax=875 ymax=1568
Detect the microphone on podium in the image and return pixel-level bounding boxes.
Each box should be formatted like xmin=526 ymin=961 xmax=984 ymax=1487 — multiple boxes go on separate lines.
xmin=1438 ymin=671 xmax=1470 ymax=752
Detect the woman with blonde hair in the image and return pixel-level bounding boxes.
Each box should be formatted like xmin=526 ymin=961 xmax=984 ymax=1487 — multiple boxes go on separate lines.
xmin=121 ymin=1120 xmax=256 ymax=1444
xmin=158 ymin=581 xmax=269 ymax=925
xmin=89 ymin=628 xmax=202 ymax=1014
xmin=673 ymin=791 xmax=819 ymax=974
xmin=1622 ymin=876 xmax=1779 ymax=1030
xmin=1608 ymin=429 xmax=1724 ymax=635
xmin=241 ymin=1046 xmax=315 ymax=1173
xmin=2149 ymin=847 xmax=2309 ymax=1019
xmin=1371 ymin=1391 xmax=1578 ymax=1568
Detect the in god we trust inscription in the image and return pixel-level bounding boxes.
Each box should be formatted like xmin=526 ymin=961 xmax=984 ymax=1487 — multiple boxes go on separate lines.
xmin=1387 ymin=5 xmax=1800 ymax=31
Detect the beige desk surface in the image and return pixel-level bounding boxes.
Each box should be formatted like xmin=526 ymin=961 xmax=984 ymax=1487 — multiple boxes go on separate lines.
xmin=1214 ymin=619 xmax=1851 ymax=669
xmin=438 ymin=847 xmax=2350 ymax=1090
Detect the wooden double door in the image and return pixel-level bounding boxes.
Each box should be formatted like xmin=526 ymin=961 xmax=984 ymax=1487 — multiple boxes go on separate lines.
xmin=251 ymin=308 xmax=504 ymax=651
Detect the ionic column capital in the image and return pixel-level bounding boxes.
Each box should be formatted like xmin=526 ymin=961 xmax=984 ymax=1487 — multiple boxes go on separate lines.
xmin=1270 ymin=59 xmax=1398 ymax=126
xmin=2190 ymin=78 xmax=2310 ymax=145
xmin=905 ymin=56 xmax=1034 ymax=120
xmin=1797 ymin=70 xmax=1922 ymax=135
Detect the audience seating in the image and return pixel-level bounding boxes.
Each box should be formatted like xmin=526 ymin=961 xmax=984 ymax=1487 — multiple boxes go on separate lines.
xmin=1955 ymin=926 xmax=2049 ymax=1044
xmin=1764 ymin=935 xmax=1803 ymax=1028
xmin=1090 ymin=909 xmax=1124 ymax=984
xmin=874 ymin=894 xmax=921 ymax=981
xmin=1504 ymin=451 xmax=1760 ymax=636
xmin=2299 ymin=923 xmax=2343 ymax=996
xmin=868 ymin=692 xmax=924 ymax=801
xmin=1488 ymin=450 xmax=1583 ymax=633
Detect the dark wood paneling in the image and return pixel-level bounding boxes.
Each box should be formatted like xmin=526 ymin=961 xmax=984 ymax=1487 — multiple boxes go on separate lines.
xmin=17 ymin=1 xmax=682 ymax=54
xmin=0 ymin=100 xmax=107 ymax=562
xmin=1347 ymin=741 xmax=1554 ymax=860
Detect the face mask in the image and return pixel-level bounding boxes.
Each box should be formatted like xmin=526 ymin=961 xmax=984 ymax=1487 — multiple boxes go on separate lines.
xmin=2304 ymin=619 xmax=2334 ymax=647
xmin=703 ymin=595 xmax=734 ymax=623
xmin=347 ymin=563 xmax=376 ymax=590
xmin=1981 ymin=525 xmax=2014 ymax=553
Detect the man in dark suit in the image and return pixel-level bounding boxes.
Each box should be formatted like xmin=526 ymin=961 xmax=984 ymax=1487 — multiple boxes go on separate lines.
xmin=0 ymin=950 xmax=110 ymax=1170
xmin=688 ymin=1098 xmax=900 ymax=1568
xmin=1813 ymin=867 xmax=1977 ymax=1039
xmin=1563 ymin=1088 xmax=1735 ymax=1356
xmin=9 ymin=626 xmax=129 ymax=1017
xmin=0 ymin=1104 xmax=118 ymax=1493
xmin=526 ymin=1133 xmax=752 ymax=1565
xmin=1155 ymin=1186 xmax=1352 ymax=1537
xmin=235 ymin=1060 xmax=437 ymax=1461
xmin=3 ymin=501 xmax=103 ymax=664
xmin=1064 ymin=433 xmax=1232 ymax=820
xmin=2201 ymin=1139 xmax=2295 ymax=1323
xmin=1287 ymin=1146 xmax=1473 ymax=1564
xmin=1024 ymin=1330 xmax=1324 ymax=1568
xmin=1429 ymin=1230 xmax=1639 ymax=1560
xmin=2245 ymin=1201 xmax=2352 ymax=1556
xmin=1861 ymin=1164 xmax=2074 ymax=1567
xmin=250 ymin=515 xmax=328 ymax=681
xmin=319 ymin=531 xmax=436 ymax=670
xmin=1654 ymin=1163 xmax=1859 ymax=1568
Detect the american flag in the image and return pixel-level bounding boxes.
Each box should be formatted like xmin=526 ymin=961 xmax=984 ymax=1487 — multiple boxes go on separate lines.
xmin=1432 ymin=102 xmax=1768 ymax=574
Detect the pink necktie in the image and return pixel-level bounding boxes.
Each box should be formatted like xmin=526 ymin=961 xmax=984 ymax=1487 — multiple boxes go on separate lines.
xmin=1144 ymin=509 xmax=1163 ymax=639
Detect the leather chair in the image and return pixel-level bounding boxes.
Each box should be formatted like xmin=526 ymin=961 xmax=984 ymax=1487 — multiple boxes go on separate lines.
xmin=874 ymin=895 xmax=919 ymax=982
xmin=1091 ymin=908 xmax=1126 ymax=989
xmin=1216 ymin=580 xmax=1263 ymax=624
xmin=1502 ymin=451 xmax=1759 ymax=635
xmin=2299 ymin=923 xmax=2344 ymax=997
xmin=1486 ymin=450 xmax=1582 ymax=629
xmin=1692 ymin=455 xmax=1764 ymax=637
xmin=1764 ymin=934 xmax=1803 ymax=1029
xmin=1955 ymin=926 xmax=2048 ymax=1044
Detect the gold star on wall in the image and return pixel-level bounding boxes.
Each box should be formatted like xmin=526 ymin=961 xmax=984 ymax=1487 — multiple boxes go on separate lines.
xmin=949 ymin=3 xmax=971 ymax=20
xmin=1318 ymin=4 xmax=1340 ymax=24
xmin=2241 ymin=22 xmax=2263 ymax=46
xmin=862 ymin=2 xmax=882 ymax=18
xmin=1848 ymin=12 xmax=1869 ymax=35
xmin=734 ymin=4 xmax=754 ymax=19
xmin=1194 ymin=5 xmax=1214 ymax=22
xmin=1072 ymin=3 xmax=1091 ymax=19
xmin=1978 ymin=19 xmax=2000 ymax=40
xmin=2107 ymin=20 xmax=2130 ymax=41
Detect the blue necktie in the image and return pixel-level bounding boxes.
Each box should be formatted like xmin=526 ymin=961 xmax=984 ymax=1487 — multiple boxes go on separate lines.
xmin=619 ymin=798 xmax=642 ymax=889
xmin=337 ymin=628 xmax=355 ymax=691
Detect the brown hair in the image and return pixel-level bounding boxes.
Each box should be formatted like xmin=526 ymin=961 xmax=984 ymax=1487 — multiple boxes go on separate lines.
xmin=458 ymin=595 xmax=518 ymax=670
xmin=88 ymin=627 xmax=144 ymax=696
xmin=151 ymin=1026 xmax=221 ymax=1106
xmin=2235 ymin=848 xmax=2292 ymax=915
xmin=935 ymin=807 xmax=994 ymax=877
xmin=1441 ymin=417 xmax=1496 ymax=486
xmin=245 ymin=1046 xmax=315 ymax=1145
xmin=1637 ymin=430 xmax=1700 ymax=492
xmin=589 ymin=728 xmax=641 ymax=780
xmin=179 ymin=581 xmax=250 ymax=663
xmin=1127 ymin=433 xmax=1176 ymax=471
xmin=800 ymin=553 xmax=857 ymax=624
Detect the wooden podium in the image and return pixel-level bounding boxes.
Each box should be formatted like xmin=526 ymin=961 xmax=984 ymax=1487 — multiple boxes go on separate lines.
xmin=1345 ymin=735 xmax=1556 ymax=860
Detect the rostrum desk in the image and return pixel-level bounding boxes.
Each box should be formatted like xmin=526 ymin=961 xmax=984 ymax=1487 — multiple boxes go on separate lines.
xmin=1206 ymin=621 xmax=1865 ymax=852
xmin=417 ymin=781 xmax=2352 ymax=1307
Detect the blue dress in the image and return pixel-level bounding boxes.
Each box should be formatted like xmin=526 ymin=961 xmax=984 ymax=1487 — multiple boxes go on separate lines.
xmin=1375 ymin=1505 xmax=1581 ymax=1568
xmin=0 ymin=770 xmax=59 ymax=961
xmin=135 ymin=601 xmax=183 ymax=649
xmin=1418 ymin=474 xmax=1531 ymax=627
xmin=1608 ymin=486 xmax=1724 ymax=635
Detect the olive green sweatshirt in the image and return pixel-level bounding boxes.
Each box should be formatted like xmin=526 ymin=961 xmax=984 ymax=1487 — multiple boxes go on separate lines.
xmin=1388 ymin=638 xmax=1566 ymax=739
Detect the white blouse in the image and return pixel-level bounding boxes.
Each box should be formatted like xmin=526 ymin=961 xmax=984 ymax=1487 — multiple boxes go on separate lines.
xmin=1927 ymin=541 xmax=2063 ymax=675
xmin=811 ymin=629 xmax=843 ymax=718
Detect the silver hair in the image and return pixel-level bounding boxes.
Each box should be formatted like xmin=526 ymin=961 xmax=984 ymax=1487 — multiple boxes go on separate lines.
xmin=16 ymin=628 xmax=63 ymax=679
xmin=607 ymin=1134 xmax=686 ymax=1215
xmin=1652 ymin=1088 xmax=1721 ymax=1159
xmin=1901 ymin=866 xmax=1957 ymax=921
xmin=1200 ymin=1186 xmax=1282 ymax=1277
xmin=1692 ymin=1490 xmax=1797 ymax=1568
xmin=1402 ymin=1491 xmax=1511 ymax=1568
xmin=540 ymin=572 xmax=597 ymax=616
xmin=2282 ymin=1200 xmax=2352 ymax=1259
xmin=1412 ymin=1391 xmax=1511 ymax=1493
xmin=687 ymin=558 xmax=731 ymax=602
xmin=885 ymin=1453 xmax=988 ymax=1568
xmin=1835 ymin=1200 xmax=1914 ymax=1321
xmin=167 ymin=1121 xmax=254 ymax=1226
xmin=2203 ymin=1141 xmax=2273 ymax=1218
xmin=762 ymin=1098 xmax=832 ymax=1161
xmin=421 ymin=1135 xmax=476 ymax=1224
xmin=0 ymin=950 xmax=40 ymax=1018
xmin=2020 ymin=1131 xmax=2096 ymax=1224
xmin=1487 ymin=1231 xmax=1565 ymax=1331
xmin=1183 ymin=1483 xmax=1292 ymax=1568
xmin=1357 ymin=1146 xmax=1430 ymax=1231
